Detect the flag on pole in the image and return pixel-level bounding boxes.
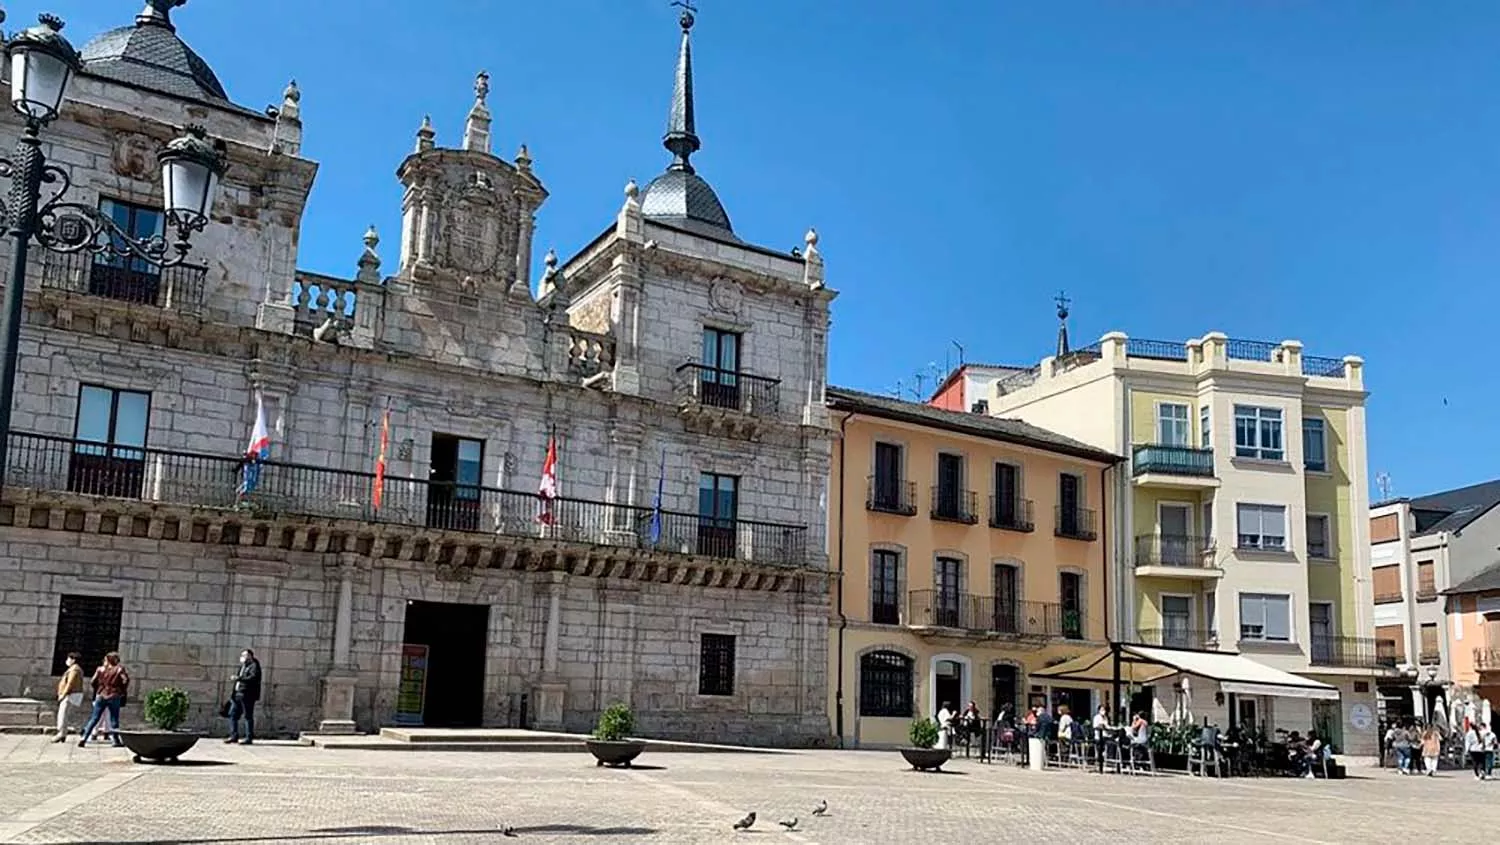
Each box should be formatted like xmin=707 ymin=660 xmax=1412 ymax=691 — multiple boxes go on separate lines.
xmin=648 ymin=450 xmax=665 ymax=546
xmin=537 ymin=435 xmax=558 ymax=525
xmin=239 ymin=393 xmax=271 ymax=498
xmin=372 ymin=401 xmax=391 ymax=511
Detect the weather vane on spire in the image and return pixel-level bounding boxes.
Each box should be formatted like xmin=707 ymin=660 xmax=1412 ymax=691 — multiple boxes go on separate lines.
xmin=1055 ymin=290 xmax=1071 ymax=322
xmin=671 ymin=0 xmax=697 ymax=30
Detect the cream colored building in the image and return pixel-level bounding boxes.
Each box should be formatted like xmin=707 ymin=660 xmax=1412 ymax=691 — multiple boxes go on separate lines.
xmin=980 ymin=330 xmax=1393 ymax=754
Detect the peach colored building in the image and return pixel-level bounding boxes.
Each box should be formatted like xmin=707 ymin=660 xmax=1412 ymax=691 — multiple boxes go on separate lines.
xmin=825 ymin=386 xmax=1120 ymax=748
xmin=1444 ymin=565 xmax=1500 ymax=711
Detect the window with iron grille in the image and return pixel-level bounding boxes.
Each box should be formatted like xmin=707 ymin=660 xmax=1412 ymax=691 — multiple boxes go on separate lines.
xmin=50 ymin=595 xmax=123 ymax=676
xmin=698 ymin=633 xmax=736 ymax=696
xmin=858 ymin=651 xmax=913 ymax=717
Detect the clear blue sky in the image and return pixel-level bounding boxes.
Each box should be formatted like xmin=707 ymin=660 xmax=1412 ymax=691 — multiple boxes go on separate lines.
xmin=39 ymin=0 xmax=1500 ymax=499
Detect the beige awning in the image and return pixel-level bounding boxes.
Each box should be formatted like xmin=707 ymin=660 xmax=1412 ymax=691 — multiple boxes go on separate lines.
xmin=1031 ymin=644 xmax=1340 ymax=701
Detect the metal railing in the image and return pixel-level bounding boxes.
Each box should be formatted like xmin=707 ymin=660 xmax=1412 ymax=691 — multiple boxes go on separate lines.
xmin=1301 ymin=356 xmax=1345 ymax=378
xmin=1134 ymin=534 xmax=1214 ymax=568
xmin=988 ymin=495 xmax=1034 ymax=532
xmin=866 ymin=476 xmax=917 ymax=516
xmin=995 ymin=366 xmax=1039 ymax=394
xmin=930 ymin=486 xmax=978 ymax=524
xmin=39 ymin=249 xmax=207 ymax=311
xmin=3 ymin=432 xmax=808 ymax=566
xmin=1308 ymin=635 xmax=1398 ymax=669
xmin=1124 ymin=338 xmax=1189 ymax=361
xmin=1475 ymin=648 xmax=1500 ymax=671
xmin=675 ymin=363 xmax=781 ymax=417
xmin=1054 ymin=505 xmax=1097 ymax=541
xmin=907 ymin=590 xmax=1065 ymax=638
xmin=1135 ymin=628 xmax=1218 ymax=651
xmin=1226 ymin=338 xmax=1281 ymax=363
xmin=1132 ymin=444 xmax=1215 ymax=477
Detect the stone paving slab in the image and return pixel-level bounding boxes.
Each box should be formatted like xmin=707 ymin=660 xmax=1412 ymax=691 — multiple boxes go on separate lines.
xmin=0 ymin=736 xmax=1496 ymax=844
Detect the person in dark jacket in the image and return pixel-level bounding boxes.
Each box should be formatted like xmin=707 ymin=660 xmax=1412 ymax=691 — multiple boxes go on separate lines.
xmin=225 ymin=648 xmax=262 ymax=745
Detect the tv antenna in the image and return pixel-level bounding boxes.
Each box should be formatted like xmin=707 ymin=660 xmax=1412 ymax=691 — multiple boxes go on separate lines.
xmin=1375 ymin=472 xmax=1393 ymax=501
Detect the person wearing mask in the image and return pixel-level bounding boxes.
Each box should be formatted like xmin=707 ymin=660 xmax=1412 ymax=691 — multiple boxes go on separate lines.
xmin=52 ymin=652 xmax=84 ymax=744
xmin=225 ymin=648 xmax=263 ymax=745
xmin=77 ymin=652 xmax=128 ymax=748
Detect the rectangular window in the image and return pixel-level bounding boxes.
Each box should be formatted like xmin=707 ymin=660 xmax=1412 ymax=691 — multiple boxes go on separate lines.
xmin=699 ymin=327 xmax=742 ymax=409
xmin=1376 ymin=624 xmax=1406 ymax=662
xmin=1236 ymin=503 xmax=1287 ymax=551
xmin=1239 ymin=593 xmax=1291 ymax=642
xmin=1305 ymin=515 xmax=1331 ymax=559
xmin=992 ymin=563 xmax=1018 ymax=632
xmin=1157 ymin=403 xmax=1190 ymax=447
xmin=1416 ymin=560 xmax=1436 ymax=600
xmin=1202 ymin=501 xmax=1214 ymax=543
xmin=697 ymin=473 xmax=739 ymax=558
xmin=1372 ymin=565 xmax=1402 ymax=603
xmin=871 ymin=442 xmax=904 ymax=511
xmin=698 ymin=633 xmax=736 ymax=696
xmin=1199 ymin=404 xmax=1211 ymax=449
xmin=1418 ymin=623 xmax=1439 ymax=663
xmin=92 ymin=198 xmax=165 ymax=304
xmin=1161 ymin=595 xmax=1192 ymax=648
xmin=871 ymin=550 xmax=901 ymax=625
xmin=427 ymin=434 xmax=484 ymax=532
xmin=1060 ymin=572 xmax=1084 ymax=639
xmin=1205 ymin=590 xmax=1217 ymax=639
xmin=1302 ymin=417 xmax=1327 ymax=472
xmin=1233 ymin=405 xmax=1284 ymax=461
xmin=934 ymin=452 xmax=966 ymax=520
xmin=70 ymin=385 xmax=150 ymax=499
xmin=935 ymin=557 xmax=963 ymax=627
xmin=50 ymin=594 xmax=123 ymax=676
xmin=1308 ymin=602 xmax=1333 ymax=662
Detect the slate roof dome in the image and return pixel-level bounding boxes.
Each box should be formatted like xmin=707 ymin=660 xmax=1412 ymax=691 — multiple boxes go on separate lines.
xmin=79 ymin=1 xmax=229 ymax=104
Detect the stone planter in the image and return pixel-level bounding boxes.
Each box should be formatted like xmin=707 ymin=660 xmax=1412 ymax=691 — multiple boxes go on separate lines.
xmin=899 ymin=746 xmax=952 ymax=772
xmin=116 ymin=730 xmax=201 ymax=764
xmin=586 ymin=739 xmax=645 ymax=768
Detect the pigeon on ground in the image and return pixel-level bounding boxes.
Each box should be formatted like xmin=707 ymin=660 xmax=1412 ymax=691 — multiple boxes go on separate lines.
xmin=733 ymin=812 xmax=756 ymax=831
xmin=811 ymin=800 xmax=828 ymax=817
xmin=501 ymin=825 xmax=518 ymax=837
xmin=779 ymin=817 xmax=798 ymax=830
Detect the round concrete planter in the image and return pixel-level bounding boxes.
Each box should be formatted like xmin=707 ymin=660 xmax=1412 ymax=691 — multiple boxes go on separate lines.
xmin=115 ymin=730 xmax=201 ymax=764
xmin=899 ymin=746 xmax=952 ymax=772
xmin=586 ymin=739 xmax=646 ymax=768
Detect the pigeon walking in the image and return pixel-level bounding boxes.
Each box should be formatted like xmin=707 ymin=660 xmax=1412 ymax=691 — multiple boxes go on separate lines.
xmin=811 ymin=800 xmax=828 ymax=817
xmin=501 ymin=825 xmax=518 ymax=837
xmin=779 ymin=817 xmax=798 ymax=830
xmin=733 ymin=812 xmax=756 ymax=831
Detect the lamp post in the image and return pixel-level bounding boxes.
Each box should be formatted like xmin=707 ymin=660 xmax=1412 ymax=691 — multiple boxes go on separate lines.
xmin=0 ymin=13 xmax=226 ymax=490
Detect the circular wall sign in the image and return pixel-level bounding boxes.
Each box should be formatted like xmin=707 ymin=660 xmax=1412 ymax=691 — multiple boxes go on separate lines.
xmin=1350 ymin=702 xmax=1374 ymax=730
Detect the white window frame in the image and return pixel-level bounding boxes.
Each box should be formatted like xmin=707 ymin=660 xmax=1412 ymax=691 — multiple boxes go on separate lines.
xmin=1236 ymin=503 xmax=1288 ymax=552
xmin=1302 ymin=417 xmax=1327 ymax=472
xmin=1199 ymin=404 xmax=1211 ymax=449
xmin=1239 ymin=593 xmax=1292 ymax=643
xmin=1305 ymin=513 xmax=1332 ymax=560
xmin=1159 ymin=592 xmax=1195 ymax=644
xmin=1156 ymin=402 xmax=1191 ymax=448
xmin=1233 ymin=405 xmax=1284 ymax=461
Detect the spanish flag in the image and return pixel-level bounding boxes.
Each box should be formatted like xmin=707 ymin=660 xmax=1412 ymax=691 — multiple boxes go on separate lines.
xmin=372 ymin=402 xmax=391 ymax=511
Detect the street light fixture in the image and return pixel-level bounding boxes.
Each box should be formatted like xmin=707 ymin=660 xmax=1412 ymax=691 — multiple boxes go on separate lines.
xmin=0 ymin=13 xmax=227 ymax=490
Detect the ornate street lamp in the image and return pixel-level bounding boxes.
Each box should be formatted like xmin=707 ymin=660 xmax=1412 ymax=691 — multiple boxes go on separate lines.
xmin=0 ymin=13 xmax=227 ymax=490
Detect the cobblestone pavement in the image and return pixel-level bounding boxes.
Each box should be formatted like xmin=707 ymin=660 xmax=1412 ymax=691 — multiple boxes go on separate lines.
xmin=1 ymin=736 xmax=1497 ymax=844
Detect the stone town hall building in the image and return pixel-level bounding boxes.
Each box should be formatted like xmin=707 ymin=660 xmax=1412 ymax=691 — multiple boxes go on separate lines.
xmin=0 ymin=3 xmax=835 ymax=744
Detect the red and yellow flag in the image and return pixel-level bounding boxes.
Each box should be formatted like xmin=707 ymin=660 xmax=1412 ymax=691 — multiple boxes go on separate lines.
xmin=372 ymin=403 xmax=391 ymax=510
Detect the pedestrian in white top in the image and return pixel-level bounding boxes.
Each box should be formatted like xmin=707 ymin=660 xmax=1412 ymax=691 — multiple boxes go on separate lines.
xmin=935 ymin=702 xmax=954 ymax=751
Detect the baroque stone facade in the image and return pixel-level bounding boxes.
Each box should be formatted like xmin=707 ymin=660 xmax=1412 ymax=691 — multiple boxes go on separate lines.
xmin=0 ymin=5 xmax=834 ymax=745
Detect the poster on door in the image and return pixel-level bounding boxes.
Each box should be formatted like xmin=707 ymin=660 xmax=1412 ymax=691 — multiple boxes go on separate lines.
xmin=394 ymin=644 xmax=429 ymax=725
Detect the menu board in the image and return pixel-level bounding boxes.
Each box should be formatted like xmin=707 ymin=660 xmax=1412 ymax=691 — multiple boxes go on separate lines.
xmin=394 ymin=644 xmax=428 ymax=725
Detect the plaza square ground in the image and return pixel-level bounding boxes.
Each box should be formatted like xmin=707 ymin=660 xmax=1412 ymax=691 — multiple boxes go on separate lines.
xmin=0 ymin=737 xmax=1496 ymax=844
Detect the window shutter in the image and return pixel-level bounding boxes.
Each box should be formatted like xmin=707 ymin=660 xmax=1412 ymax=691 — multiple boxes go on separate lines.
xmin=1265 ymin=596 xmax=1291 ymax=641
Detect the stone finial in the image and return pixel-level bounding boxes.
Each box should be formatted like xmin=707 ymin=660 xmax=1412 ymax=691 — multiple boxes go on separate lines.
xmin=356 ymin=225 xmax=381 ymax=284
xmin=279 ymin=79 xmax=301 ymax=121
xmin=802 ymin=227 xmax=825 ymax=290
xmin=516 ymin=144 xmax=532 ymax=173
xmin=463 ymin=71 xmax=493 ymax=154
xmin=544 ymin=248 xmax=558 ymax=274
xmin=416 ymin=114 xmax=435 ymax=153
xmin=625 ymin=179 xmax=639 ymax=201
xmin=617 ymin=179 xmax=644 ymax=242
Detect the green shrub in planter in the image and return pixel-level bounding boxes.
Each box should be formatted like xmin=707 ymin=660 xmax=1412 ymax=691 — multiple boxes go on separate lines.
xmin=594 ymin=703 xmax=635 ymax=742
xmin=144 ymin=687 xmax=191 ymax=732
xmin=908 ymin=717 xmax=939 ymax=749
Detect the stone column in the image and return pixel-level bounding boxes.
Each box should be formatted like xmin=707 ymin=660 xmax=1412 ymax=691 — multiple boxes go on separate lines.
xmin=604 ymin=423 xmax=643 ymax=541
xmin=531 ymin=573 xmax=569 ymax=730
xmin=317 ymin=559 xmax=359 ymax=734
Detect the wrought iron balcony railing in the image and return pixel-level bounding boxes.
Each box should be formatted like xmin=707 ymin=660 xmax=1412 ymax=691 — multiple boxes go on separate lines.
xmin=988 ymin=495 xmax=1034 ymax=532
xmin=1054 ymin=505 xmax=1097 ymax=541
xmin=3 ymin=432 xmax=808 ymax=567
xmin=907 ymin=590 xmax=1065 ymax=638
xmin=1132 ymin=444 xmax=1215 ymax=478
xmin=675 ymin=363 xmax=781 ymax=418
xmin=1135 ymin=628 xmax=1218 ymax=651
xmin=39 ymin=249 xmax=206 ymax=311
xmin=1134 ymin=534 xmax=1214 ymax=568
xmin=930 ymin=487 xmax=978 ymax=525
xmin=1308 ymin=635 xmax=1399 ymax=670
xmin=866 ymin=476 xmax=917 ymax=516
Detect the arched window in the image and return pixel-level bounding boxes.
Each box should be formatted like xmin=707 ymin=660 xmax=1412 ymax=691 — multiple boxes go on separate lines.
xmin=859 ymin=651 xmax=914 ymax=717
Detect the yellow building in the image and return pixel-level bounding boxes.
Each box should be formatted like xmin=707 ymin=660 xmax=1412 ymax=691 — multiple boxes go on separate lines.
xmin=826 ymin=386 xmax=1120 ymax=748
xmin=984 ymin=330 xmax=1394 ymax=755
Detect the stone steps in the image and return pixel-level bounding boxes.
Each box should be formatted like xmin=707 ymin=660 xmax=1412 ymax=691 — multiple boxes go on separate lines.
xmin=0 ymin=698 xmax=50 ymax=730
xmin=300 ymin=727 xmax=783 ymax=755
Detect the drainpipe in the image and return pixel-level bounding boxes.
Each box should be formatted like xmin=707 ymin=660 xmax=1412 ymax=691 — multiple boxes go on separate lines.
xmin=834 ymin=411 xmax=853 ymax=747
xmin=1100 ymin=463 xmax=1111 ymax=642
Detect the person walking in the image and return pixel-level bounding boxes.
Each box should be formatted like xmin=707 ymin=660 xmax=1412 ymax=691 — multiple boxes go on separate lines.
xmin=1480 ymin=722 xmax=1496 ymax=781
xmin=1386 ymin=722 xmax=1412 ymax=774
xmin=52 ymin=652 xmax=84 ymax=743
xmin=77 ymin=652 xmax=128 ymax=748
xmin=225 ymin=648 xmax=262 ymax=745
xmin=1465 ymin=721 xmax=1485 ymax=780
xmin=1419 ymin=723 xmax=1442 ymax=776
